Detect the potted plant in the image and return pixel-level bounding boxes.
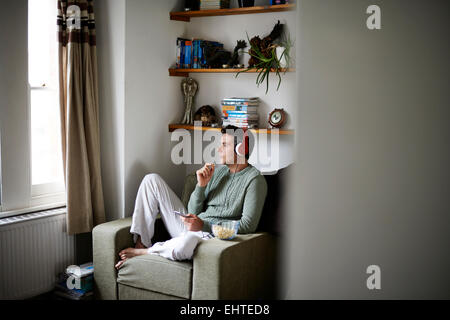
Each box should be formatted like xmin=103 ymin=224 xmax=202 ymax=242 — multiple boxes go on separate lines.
xmin=235 ymin=28 xmax=293 ymax=94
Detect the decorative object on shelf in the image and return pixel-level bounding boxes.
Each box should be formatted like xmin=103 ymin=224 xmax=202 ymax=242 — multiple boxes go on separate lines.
xmin=184 ymin=0 xmax=200 ymax=11
xmin=180 ymin=77 xmax=199 ymax=124
xmin=227 ymin=40 xmax=247 ymax=68
xmin=276 ymin=46 xmax=287 ymax=68
xmin=277 ymin=31 xmax=293 ymax=68
xmin=270 ymin=0 xmax=286 ymax=4
xmin=247 ymin=20 xmax=284 ymax=68
xmin=200 ymin=0 xmax=230 ymax=10
xmin=238 ymin=0 xmax=255 ymax=8
xmin=268 ymin=108 xmax=286 ymax=128
xmin=235 ymin=20 xmax=293 ymax=94
xmin=194 ymin=105 xmax=218 ymax=126
xmin=203 ymin=41 xmax=232 ymax=68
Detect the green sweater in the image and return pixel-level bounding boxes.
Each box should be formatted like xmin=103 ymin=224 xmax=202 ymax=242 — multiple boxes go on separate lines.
xmin=187 ymin=164 xmax=268 ymax=234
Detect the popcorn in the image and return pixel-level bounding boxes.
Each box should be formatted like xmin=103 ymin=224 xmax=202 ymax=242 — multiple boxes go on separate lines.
xmin=212 ymin=224 xmax=236 ymax=240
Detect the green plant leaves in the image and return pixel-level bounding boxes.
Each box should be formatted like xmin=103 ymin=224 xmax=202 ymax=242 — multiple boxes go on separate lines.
xmin=234 ymin=31 xmax=291 ymax=94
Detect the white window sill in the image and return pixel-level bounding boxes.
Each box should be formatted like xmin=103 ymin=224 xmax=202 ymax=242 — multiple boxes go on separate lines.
xmin=30 ymin=191 xmax=65 ymax=207
xmin=0 ymin=202 xmax=66 ymax=219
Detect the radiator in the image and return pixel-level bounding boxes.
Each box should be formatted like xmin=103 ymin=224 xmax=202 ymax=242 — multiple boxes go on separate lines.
xmin=0 ymin=208 xmax=75 ymax=299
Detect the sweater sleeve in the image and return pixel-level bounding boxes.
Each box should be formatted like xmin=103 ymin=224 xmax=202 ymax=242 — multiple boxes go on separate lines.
xmin=187 ymin=184 xmax=207 ymax=215
xmin=238 ymin=175 xmax=268 ymax=234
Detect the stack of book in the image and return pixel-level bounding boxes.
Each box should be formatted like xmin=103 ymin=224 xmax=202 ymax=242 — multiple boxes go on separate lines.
xmin=176 ymin=37 xmax=223 ymax=69
xmin=200 ymin=0 xmax=230 ymax=10
xmin=54 ymin=262 xmax=94 ymax=300
xmin=221 ymin=97 xmax=260 ymax=128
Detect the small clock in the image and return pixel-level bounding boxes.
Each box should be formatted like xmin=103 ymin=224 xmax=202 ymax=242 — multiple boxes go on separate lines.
xmin=268 ymin=108 xmax=286 ymax=128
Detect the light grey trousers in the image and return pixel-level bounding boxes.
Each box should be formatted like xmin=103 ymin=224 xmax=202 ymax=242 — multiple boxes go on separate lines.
xmin=130 ymin=173 xmax=211 ymax=261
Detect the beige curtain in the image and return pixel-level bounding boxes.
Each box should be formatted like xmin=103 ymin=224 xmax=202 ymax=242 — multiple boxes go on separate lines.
xmin=57 ymin=0 xmax=105 ymax=234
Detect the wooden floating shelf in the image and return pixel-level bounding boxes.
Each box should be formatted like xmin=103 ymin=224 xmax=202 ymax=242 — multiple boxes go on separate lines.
xmin=170 ymin=3 xmax=295 ymax=22
xmin=169 ymin=67 xmax=294 ymax=77
xmin=168 ymin=124 xmax=294 ymax=135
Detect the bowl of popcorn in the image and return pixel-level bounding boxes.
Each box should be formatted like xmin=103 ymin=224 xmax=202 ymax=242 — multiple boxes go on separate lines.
xmin=211 ymin=221 xmax=240 ymax=240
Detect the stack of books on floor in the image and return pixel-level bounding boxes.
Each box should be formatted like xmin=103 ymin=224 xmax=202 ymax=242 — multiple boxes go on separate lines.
xmin=200 ymin=0 xmax=230 ymax=10
xmin=53 ymin=262 xmax=94 ymax=300
xmin=221 ymin=97 xmax=260 ymax=128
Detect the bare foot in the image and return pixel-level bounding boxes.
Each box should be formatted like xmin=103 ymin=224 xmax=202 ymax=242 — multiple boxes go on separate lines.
xmin=115 ymin=247 xmax=148 ymax=270
xmin=119 ymin=247 xmax=148 ymax=260
xmin=115 ymin=259 xmax=126 ymax=269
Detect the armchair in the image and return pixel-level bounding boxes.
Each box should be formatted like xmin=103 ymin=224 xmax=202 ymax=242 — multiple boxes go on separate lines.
xmin=93 ymin=167 xmax=289 ymax=300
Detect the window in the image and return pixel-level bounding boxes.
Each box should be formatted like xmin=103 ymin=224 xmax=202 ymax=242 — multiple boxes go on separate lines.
xmin=28 ymin=0 xmax=65 ymax=206
xmin=0 ymin=0 xmax=65 ymax=217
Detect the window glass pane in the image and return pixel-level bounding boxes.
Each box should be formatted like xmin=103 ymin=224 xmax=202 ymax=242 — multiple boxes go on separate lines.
xmin=28 ymin=0 xmax=58 ymax=88
xmin=30 ymin=89 xmax=63 ymax=185
xmin=28 ymin=0 xmax=63 ymax=188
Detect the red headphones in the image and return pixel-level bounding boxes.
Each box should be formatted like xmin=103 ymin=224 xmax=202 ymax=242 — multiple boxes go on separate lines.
xmin=235 ymin=129 xmax=249 ymax=157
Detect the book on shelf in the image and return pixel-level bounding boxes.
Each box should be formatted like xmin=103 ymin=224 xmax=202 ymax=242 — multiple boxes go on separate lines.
xmin=223 ymin=117 xmax=259 ymax=123
xmin=184 ymin=40 xmax=192 ymax=68
xmin=176 ymin=38 xmax=224 ymax=69
xmin=222 ymin=105 xmax=259 ymax=112
xmin=176 ymin=37 xmax=190 ymax=68
xmin=221 ymin=98 xmax=260 ymax=105
xmin=222 ymin=117 xmax=259 ymax=123
xmin=222 ymin=97 xmax=259 ymax=101
xmin=222 ymin=111 xmax=259 ymax=119
xmin=221 ymin=96 xmax=260 ymax=128
xmin=200 ymin=0 xmax=230 ymax=10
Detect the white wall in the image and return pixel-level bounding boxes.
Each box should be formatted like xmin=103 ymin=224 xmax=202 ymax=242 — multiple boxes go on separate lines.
xmin=284 ymin=0 xmax=450 ymax=299
xmin=0 ymin=0 xmax=31 ymax=211
xmin=97 ymin=0 xmax=187 ymax=220
xmin=96 ymin=0 xmax=126 ymax=222
xmin=97 ymin=0 xmax=297 ymax=220
xmin=123 ymin=0 xmax=187 ymax=217
xmin=182 ymin=2 xmax=297 ymax=175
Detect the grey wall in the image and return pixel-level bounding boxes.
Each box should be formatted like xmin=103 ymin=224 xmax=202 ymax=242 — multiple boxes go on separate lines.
xmin=183 ymin=5 xmax=297 ymax=175
xmin=97 ymin=0 xmax=187 ymax=220
xmin=284 ymin=0 xmax=450 ymax=299
xmin=96 ymin=0 xmax=126 ymax=222
xmin=97 ymin=0 xmax=297 ymax=220
xmin=123 ymin=0 xmax=187 ymax=217
xmin=0 ymin=0 xmax=31 ymax=211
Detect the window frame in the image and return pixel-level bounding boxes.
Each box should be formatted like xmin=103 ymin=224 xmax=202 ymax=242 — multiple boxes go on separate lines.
xmin=0 ymin=0 xmax=66 ymax=218
xmin=28 ymin=79 xmax=65 ymax=208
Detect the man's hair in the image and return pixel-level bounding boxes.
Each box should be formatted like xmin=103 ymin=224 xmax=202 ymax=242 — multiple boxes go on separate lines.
xmin=220 ymin=125 xmax=252 ymax=160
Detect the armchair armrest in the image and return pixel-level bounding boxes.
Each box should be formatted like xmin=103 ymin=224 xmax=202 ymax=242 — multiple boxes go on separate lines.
xmin=93 ymin=217 xmax=133 ymax=300
xmin=191 ymin=232 xmax=277 ymax=300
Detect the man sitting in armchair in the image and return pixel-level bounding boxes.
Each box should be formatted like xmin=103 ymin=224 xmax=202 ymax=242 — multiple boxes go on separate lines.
xmin=115 ymin=125 xmax=268 ymax=269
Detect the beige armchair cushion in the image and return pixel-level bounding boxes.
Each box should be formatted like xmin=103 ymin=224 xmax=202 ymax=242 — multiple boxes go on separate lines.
xmin=117 ymin=254 xmax=193 ymax=299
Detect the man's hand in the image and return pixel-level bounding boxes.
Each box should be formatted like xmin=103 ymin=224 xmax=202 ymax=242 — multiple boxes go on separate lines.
xmin=196 ymin=163 xmax=215 ymax=187
xmin=181 ymin=214 xmax=204 ymax=232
